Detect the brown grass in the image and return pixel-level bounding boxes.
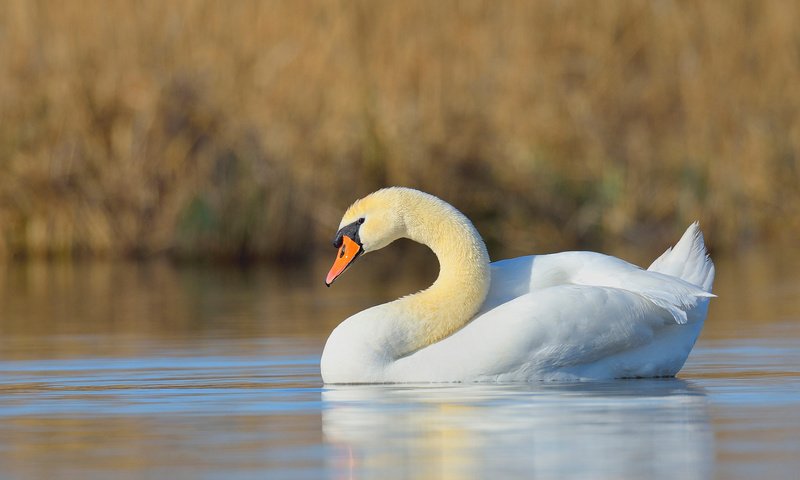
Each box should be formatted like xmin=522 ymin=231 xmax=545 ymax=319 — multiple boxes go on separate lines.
xmin=1 ymin=0 xmax=799 ymax=260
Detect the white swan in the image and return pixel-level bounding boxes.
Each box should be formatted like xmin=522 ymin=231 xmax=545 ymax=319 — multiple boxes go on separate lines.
xmin=322 ymin=187 xmax=715 ymax=383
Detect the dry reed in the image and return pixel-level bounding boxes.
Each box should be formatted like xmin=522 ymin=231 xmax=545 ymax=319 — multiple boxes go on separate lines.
xmin=1 ymin=0 xmax=799 ymax=260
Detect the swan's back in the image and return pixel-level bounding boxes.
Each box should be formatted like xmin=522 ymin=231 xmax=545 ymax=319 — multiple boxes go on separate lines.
xmin=484 ymin=222 xmax=714 ymax=317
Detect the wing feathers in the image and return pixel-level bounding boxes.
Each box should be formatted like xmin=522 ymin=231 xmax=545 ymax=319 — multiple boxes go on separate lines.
xmin=648 ymin=222 xmax=715 ymax=293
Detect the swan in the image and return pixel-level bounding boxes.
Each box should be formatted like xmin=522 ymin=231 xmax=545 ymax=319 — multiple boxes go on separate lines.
xmin=321 ymin=187 xmax=715 ymax=383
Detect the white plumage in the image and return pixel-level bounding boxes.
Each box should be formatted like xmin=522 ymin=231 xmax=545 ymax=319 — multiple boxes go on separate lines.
xmin=321 ymin=188 xmax=715 ymax=383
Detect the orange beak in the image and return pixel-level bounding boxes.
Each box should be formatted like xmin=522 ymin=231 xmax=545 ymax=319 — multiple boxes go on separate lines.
xmin=325 ymin=235 xmax=362 ymax=286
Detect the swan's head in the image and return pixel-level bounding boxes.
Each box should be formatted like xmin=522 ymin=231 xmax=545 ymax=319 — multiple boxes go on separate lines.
xmin=325 ymin=188 xmax=407 ymax=286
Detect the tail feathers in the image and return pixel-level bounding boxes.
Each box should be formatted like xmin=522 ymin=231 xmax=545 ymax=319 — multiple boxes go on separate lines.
xmin=648 ymin=222 xmax=715 ymax=293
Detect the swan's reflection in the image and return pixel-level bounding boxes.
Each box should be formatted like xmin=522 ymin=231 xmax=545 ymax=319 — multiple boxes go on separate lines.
xmin=323 ymin=379 xmax=712 ymax=479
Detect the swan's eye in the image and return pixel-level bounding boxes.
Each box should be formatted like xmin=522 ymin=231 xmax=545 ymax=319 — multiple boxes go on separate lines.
xmin=358 ymin=217 xmax=365 ymax=224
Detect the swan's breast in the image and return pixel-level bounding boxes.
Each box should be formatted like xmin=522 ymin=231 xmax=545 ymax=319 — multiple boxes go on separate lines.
xmin=320 ymin=307 xmax=397 ymax=383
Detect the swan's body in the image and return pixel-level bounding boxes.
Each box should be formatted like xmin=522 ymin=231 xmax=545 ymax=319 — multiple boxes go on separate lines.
xmin=322 ymin=188 xmax=714 ymax=383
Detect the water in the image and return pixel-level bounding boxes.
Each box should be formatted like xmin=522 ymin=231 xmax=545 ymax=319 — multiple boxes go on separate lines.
xmin=1 ymin=249 xmax=799 ymax=479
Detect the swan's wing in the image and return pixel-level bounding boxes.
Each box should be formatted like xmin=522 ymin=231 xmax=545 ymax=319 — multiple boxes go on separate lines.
xmin=485 ymin=252 xmax=713 ymax=325
xmin=569 ymin=257 xmax=714 ymax=325
xmin=392 ymin=284 xmax=702 ymax=381
xmin=486 ymin=222 xmax=715 ymax=306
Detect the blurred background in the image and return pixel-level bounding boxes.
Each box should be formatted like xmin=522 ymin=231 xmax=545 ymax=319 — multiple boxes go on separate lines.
xmin=1 ymin=0 xmax=799 ymax=262
xmin=2 ymin=3 xmax=800 ymax=478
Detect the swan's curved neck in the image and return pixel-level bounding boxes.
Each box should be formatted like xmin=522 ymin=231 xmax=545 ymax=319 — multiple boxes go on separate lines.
xmin=387 ymin=195 xmax=491 ymax=357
